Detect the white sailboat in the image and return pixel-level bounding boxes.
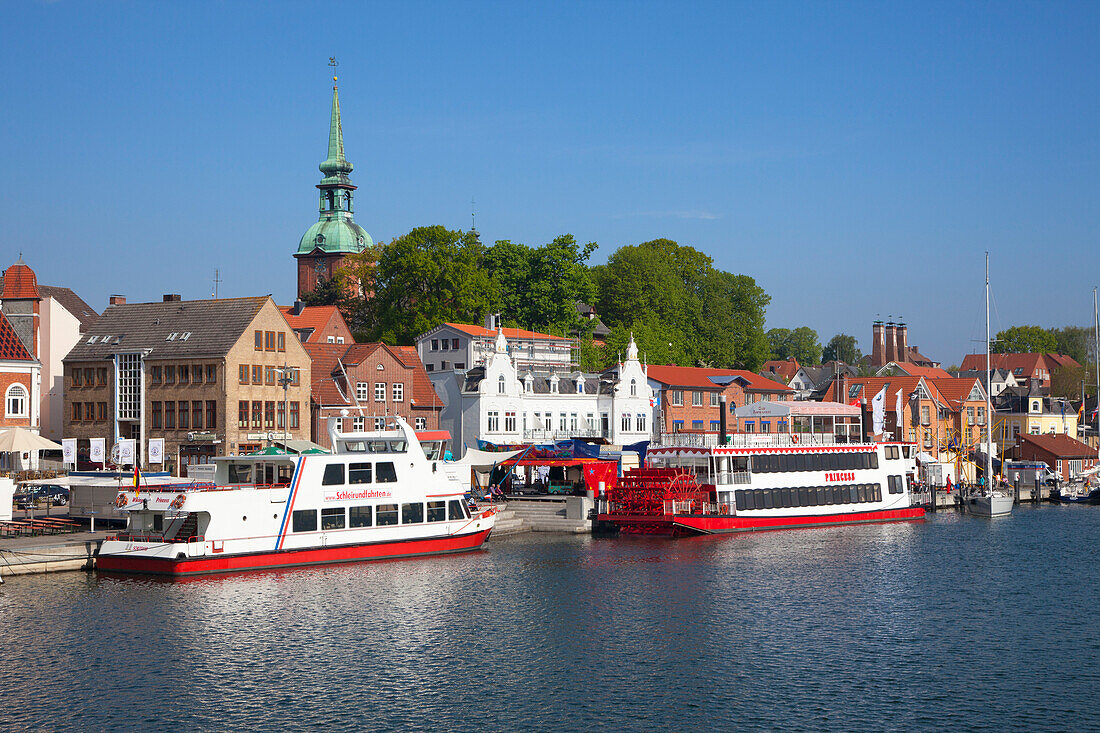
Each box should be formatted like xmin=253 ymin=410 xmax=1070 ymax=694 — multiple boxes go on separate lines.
xmin=962 ymin=252 xmax=1014 ymax=517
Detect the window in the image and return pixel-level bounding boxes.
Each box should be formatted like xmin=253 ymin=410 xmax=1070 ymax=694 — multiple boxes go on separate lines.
xmin=164 ymin=401 xmax=176 ymax=429
xmin=277 ymin=332 xmax=286 ymax=352
xmin=885 ymin=446 xmax=900 ymax=460
xmin=207 ymin=401 xmax=216 ymax=429
xmin=356 ymin=382 xmax=369 ymax=401
xmin=375 ymin=383 xmax=385 ymax=402
xmin=254 ymin=330 xmax=263 ymax=350
xmin=449 ymin=499 xmax=467 ymax=520
xmin=376 ymin=504 xmax=398 ymax=526
xmin=415 ymin=417 xmax=427 ymax=430
xmin=264 ymin=401 xmax=275 ymax=429
xmin=505 ymin=411 xmax=516 ymax=432
xmin=321 ymin=507 xmax=345 ymax=530
xmin=692 ymin=391 xmax=703 ymax=406
xmin=374 ymin=417 xmax=385 ymax=430
xmin=349 ymin=505 xmax=372 ymax=528
xmin=569 ymin=413 xmax=578 ymax=432
xmin=577 ymin=379 xmax=585 ymax=394
xmin=920 ymin=406 xmax=930 ymax=425
xmin=205 ymin=365 xmax=216 ymax=383
xmin=636 ymin=413 xmax=647 ymax=432
xmin=71 ymin=402 xmax=82 ymax=421
xmin=710 ymin=392 xmax=719 ymax=407
xmin=71 ymin=369 xmax=82 ymax=388
xmin=151 ymin=366 xmax=162 ymax=386
xmin=349 ymin=462 xmax=372 ymax=484
xmin=887 ymin=475 xmax=904 ymax=494
xmin=83 ymin=402 xmax=95 ymax=422
xmin=178 ymin=401 xmax=189 ymax=430
xmin=322 ymin=464 xmax=345 ymax=486
xmin=252 ymin=401 xmax=262 ymax=429
xmin=630 ymin=379 xmax=637 ymax=396
xmin=670 ymin=390 xmax=683 ymax=406
xmin=292 ymin=510 xmax=317 ymax=533
xmin=441 ymin=339 xmax=449 ymax=351
xmin=327 ymin=336 xmax=335 ymax=344
xmin=498 ymin=375 xmax=506 ymax=394
xmin=239 ymin=365 xmax=249 ymax=384
xmin=238 ymin=401 xmax=249 ymax=428
xmin=265 ymin=366 xmax=276 ymax=386
xmin=192 ymin=401 xmax=203 ymax=429
xmin=621 ymin=413 xmax=631 ymax=432
xmin=152 ymin=401 xmax=162 ymax=428
xmin=4 ymin=385 xmax=27 ymax=417
xmin=393 ymin=383 xmax=404 ymax=402
xmin=427 ymin=501 xmax=447 ymax=522
xmin=401 ymin=502 xmax=424 ymax=524
xmin=487 ymin=411 xmax=500 ymax=432
xmin=264 ymin=331 xmax=276 ymax=351
xmin=84 ymin=367 xmax=94 ymax=385
xmin=692 ymin=420 xmax=704 ymax=430
xmin=250 ymin=365 xmax=261 ymax=385
xmin=97 ymin=368 xmax=108 ymax=386
xmin=560 ymin=413 xmax=568 ymax=431
xmin=376 ymin=462 xmax=398 ymax=483
xmin=164 ymin=365 xmax=176 ymax=385
xmin=431 ymin=339 xmax=439 ymax=351
xmin=352 ymin=416 xmax=364 ymax=431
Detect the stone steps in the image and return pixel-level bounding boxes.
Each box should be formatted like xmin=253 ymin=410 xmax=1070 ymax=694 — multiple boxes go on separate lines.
xmin=489 ymin=499 xmax=592 ymax=534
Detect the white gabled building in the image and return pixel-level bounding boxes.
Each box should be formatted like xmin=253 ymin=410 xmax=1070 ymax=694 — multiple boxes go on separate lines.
xmin=415 ymin=317 xmax=575 ymax=374
xmin=429 ymin=330 xmax=654 ymax=455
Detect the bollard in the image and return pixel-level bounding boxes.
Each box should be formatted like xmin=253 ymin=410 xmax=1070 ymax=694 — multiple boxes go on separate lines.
xmin=1034 ymin=477 xmax=1042 ymax=504
xmin=1014 ymin=476 xmax=1020 ymax=505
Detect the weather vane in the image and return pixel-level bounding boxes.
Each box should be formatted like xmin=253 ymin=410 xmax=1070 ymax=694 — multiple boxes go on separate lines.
xmin=329 ymin=56 xmax=339 ymax=87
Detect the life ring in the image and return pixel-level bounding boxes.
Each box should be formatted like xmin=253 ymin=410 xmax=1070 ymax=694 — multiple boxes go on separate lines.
xmin=169 ymin=493 xmax=187 ymax=510
xmin=114 ymin=492 xmax=129 ymax=508
xmin=791 ymin=434 xmax=800 ymax=444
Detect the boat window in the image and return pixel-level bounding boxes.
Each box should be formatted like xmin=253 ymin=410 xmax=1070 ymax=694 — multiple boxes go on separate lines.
xmin=376 ymin=504 xmax=398 ymax=526
xmin=349 ymin=462 xmax=373 ymax=485
xmin=762 ymin=489 xmax=773 ymax=509
xmin=815 ymin=487 xmax=826 ymax=505
xmin=777 ymin=454 xmax=789 ymax=472
xmin=292 ymin=509 xmax=317 ymax=533
xmin=401 ymin=502 xmax=424 ymax=524
xmin=343 ymin=441 xmax=368 ymax=453
xmin=796 ymin=487 xmax=808 ymax=506
xmin=228 ymin=464 xmax=253 ymax=484
xmin=322 ymin=464 xmax=344 ymax=486
xmin=869 ymin=453 xmax=879 ymax=469
xmin=885 ymin=446 xmax=900 ymax=460
xmin=388 ymin=440 xmax=407 ymax=453
xmin=321 ymin=507 xmax=345 ymax=530
xmin=856 ymin=485 xmax=867 ymax=502
xmin=278 ymin=464 xmax=294 ymax=484
xmin=849 ymin=486 xmax=859 ymax=504
xmin=152 ymin=514 xmax=163 ymax=532
xmin=873 ymin=484 xmax=882 ymax=501
xmin=448 ymin=500 xmax=466 ymax=520
xmin=735 ymin=490 xmax=746 ymax=511
xmin=887 ymin=475 xmax=903 ymax=494
xmin=350 ymin=505 xmax=372 ymax=528
xmin=376 ymin=462 xmax=398 ymax=483
xmin=427 ymin=501 xmax=447 ymax=522
xmin=750 ymin=490 xmax=762 ymax=510
xmin=368 ymin=440 xmax=390 ymax=452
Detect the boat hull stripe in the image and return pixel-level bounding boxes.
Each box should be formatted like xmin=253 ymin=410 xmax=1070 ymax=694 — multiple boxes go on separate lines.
xmin=275 ymin=457 xmax=306 ymax=551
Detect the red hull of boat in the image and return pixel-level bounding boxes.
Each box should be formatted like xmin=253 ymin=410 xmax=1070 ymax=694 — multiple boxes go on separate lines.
xmin=598 ymin=507 xmax=925 ymax=536
xmin=97 ymin=528 xmax=493 ymax=576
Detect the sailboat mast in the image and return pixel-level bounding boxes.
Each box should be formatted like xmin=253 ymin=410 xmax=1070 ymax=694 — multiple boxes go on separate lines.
xmin=985 ymin=252 xmax=992 ymax=483
xmin=1094 ymin=287 xmax=1098 ymax=462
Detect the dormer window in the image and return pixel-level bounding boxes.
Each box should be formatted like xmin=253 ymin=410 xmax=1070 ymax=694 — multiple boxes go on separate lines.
xmin=550 ymin=377 xmax=559 ymax=394
xmin=524 ymin=375 xmax=533 ymax=393
xmin=576 ymin=378 xmax=585 ymax=394
xmin=316 ymin=234 xmax=326 ymax=245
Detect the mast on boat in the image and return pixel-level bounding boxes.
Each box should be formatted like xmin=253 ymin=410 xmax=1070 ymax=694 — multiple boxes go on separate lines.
xmin=985 ymin=252 xmax=993 ymax=486
xmin=1094 ymin=287 xmax=1099 ymax=463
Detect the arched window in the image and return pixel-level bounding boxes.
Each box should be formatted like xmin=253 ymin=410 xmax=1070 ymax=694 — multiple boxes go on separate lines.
xmin=5 ymin=384 xmax=27 ymax=418
xmin=498 ymin=375 xmax=506 ymax=394
xmin=630 ymin=379 xmax=637 ymax=396
xmin=326 ymin=191 xmax=335 ymax=210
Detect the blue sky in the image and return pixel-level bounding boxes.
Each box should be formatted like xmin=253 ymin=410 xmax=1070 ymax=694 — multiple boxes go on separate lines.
xmin=2 ymin=1 xmax=1098 ymax=365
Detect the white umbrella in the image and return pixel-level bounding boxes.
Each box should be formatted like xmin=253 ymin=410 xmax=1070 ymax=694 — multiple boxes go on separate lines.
xmin=0 ymin=427 xmax=63 ymax=453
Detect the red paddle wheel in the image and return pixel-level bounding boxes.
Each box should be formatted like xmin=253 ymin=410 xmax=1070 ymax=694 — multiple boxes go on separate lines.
xmin=603 ymin=468 xmax=705 ymax=533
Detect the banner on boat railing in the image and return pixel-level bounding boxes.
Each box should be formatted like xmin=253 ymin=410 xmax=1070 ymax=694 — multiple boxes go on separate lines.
xmin=62 ymin=438 xmax=76 ymax=466
xmin=118 ymin=439 xmax=136 ymax=466
xmin=148 ymin=438 xmax=165 ymax=464
xmin=90 ymin=437 xmax=105 ymax=464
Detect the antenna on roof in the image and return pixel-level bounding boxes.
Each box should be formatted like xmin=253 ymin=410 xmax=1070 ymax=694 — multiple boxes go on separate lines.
xmin=212 ymin=268 xmax=222 ymax=299
xmin=471 ymin=197 xmax=477 ymax=232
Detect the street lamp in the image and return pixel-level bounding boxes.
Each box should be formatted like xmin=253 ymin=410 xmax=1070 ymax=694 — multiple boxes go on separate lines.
xmin=275 ymin=364 xmax=295 ymax=450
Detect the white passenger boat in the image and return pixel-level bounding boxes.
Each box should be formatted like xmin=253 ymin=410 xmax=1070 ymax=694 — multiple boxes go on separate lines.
xmin=97 ymin=418 xmax=495 ymax=576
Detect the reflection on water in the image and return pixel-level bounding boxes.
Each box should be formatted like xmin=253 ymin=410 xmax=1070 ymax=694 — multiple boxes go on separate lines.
xmin=1 ymin=507 xmax=1098 ymax=731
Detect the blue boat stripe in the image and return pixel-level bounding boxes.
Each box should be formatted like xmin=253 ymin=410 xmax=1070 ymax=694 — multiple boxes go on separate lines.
xmin=275 ymin=458 xmax=305 ymax=550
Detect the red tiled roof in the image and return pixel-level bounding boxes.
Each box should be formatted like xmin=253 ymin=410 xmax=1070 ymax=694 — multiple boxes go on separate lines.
xmin=897 ymin=364 xmax=953 ymax=379
xmin=279 ymin=305 xmax=349 ymax=343
xmin=1045 ymin=353 xmax=1084 ymax=370
xmin=304 ymin=343 xmax=348 ymax=404
xmin=958 ymin=352 xmax=1078 ymax=376
xmin=930 ymin=377 xmax=984 ymax=408
xmin=648 ymin=364 xmax=793 ymax=392
xmin=1 ymin=261 xmax=39 ymax=299
xmin=761 ymin=358 xmax=800 ymax=382
xmin=307 ymin=342 xmax=441 ymax=409
xmin=0 ymin=311 xmax=33 ymax=361
xmin=442 ymin=323 xmax=570 ymax=341
xmin=1018 ymin=432 xmax=1096 ymax=459
xmin=835 ymin=376 xmax=945 ymax=407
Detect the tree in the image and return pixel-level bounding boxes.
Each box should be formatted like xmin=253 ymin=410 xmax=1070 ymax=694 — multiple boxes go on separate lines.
xmin=767 ymin=326 xmax=821 ymax=365
xmin=1052 ymin=325 xmax=1092 ymax=365
xmin=822 ymin=333 xmax=862 ymax=365
xmin=363 ymin=225 xmax=498 ymax=344
xmin=486 ymin=234 xmax=597 ymax=333
xmin=594 ymin=239 xmax=769 ymax=370
xmin=301 ymin=276 xmax=341 ymax=307
xmin=1050 ymin=363 xmax=1087 ymax=400
xmin=994 ymin=325 xmax=1057 ymax=353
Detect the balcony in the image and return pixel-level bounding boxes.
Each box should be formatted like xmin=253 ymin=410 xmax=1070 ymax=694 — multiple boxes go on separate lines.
xmin=523 ymin=428 xmax=606 ymax=441
xmin=658 ymin=432 xmax=842 ymax=448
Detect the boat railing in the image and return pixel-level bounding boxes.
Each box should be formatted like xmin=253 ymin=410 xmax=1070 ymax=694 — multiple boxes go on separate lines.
xmin=662 ymin=500 xmax=733 ymax=515
xmin=714 ymin=471 xmax=751 ymax=486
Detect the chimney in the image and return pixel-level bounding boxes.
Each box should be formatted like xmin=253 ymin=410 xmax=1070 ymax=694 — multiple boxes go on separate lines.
xmin=291 ymin=299 xmax=305 ymax=316
xmin=109 ymin=295 xmax=126 ymax=306
xmin=896 ymin=323 xmax=908 ymax=364
xmin=837 ymin=372 xmax=849 ymax=404
xmin=872 ymin=321 xmax=885 ymax=367
xmin=884 ymin=323 xmax=897 ymax=363
xmin=162 ymin=294 xmax=182 ymax=302
xmin=719 ymin=394 xmax=728 ymax=444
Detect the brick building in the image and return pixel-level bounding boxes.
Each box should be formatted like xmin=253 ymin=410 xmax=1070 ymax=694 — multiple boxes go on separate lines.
xmin=646 ymin=365 xmax=794 ymax=437
xmin=280 ymin=302 xmax=355 ymax=345
xmin=307 ymin=341 xmax=442 ymax=449
xmin=0 ymin=308 xmax=40 ymax=471
xmin=62 ymin=296 xmax=311 ymax=474
xmin=958 ymin=352 xmax=1080 ymax=392
xmin=1017 ymin=433 xmax=1097 ymax=481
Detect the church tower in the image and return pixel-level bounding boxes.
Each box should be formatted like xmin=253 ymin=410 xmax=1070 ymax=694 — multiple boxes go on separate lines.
xmin=295 ymin=73 xmax=372 ymax=299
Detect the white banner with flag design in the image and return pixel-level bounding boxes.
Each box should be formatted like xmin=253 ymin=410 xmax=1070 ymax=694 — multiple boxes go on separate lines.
xmin=895 ymin=389 xmax=904 ymax=436
xmin=90 ymin=437 xmax=105 ymax=465
xmin=61 ymin=438 xmax=76 ymax=467
xmin=148 ymin=438 xmax=164 ymax=464
xmin=871 ymin=386 xmax=887 ymax=435
xmin=118 ymin=439 xmax=136 ymax=467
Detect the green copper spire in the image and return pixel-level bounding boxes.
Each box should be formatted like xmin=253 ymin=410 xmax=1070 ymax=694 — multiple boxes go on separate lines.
xmin=319 ymin=80 xmax=353 ymax=184
xmin=296 ymin=73 xmax=372 ymax=256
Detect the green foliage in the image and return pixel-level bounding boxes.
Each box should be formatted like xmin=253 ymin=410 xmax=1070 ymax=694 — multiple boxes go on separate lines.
xmin=822 ymin=333 xmax=862 ymax=365
xmin=767 ymin=326 xmax=821 ymax=365
xmin=301 ymin=276 xmax=341 ymax=307
xmin=365 ymin=225 xmax=498 ymax=344
xmin=594 ymin=239 xmax=770 ymax=370
xmin=486 ymin=234 xmax=597 ymax=333
xmin=1051 ymin=326 xmax=1092 ymax=365
xmin=993 ymin=325 xmax=1057 ymax=353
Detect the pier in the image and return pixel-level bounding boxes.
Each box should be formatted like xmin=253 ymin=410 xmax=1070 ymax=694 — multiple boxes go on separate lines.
xmin=0 ymin=531 xmax=106 ymax=577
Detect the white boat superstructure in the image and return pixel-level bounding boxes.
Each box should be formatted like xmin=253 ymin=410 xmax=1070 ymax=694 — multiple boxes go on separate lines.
xmin=98 ymin=417 xmax=495 ymax=575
